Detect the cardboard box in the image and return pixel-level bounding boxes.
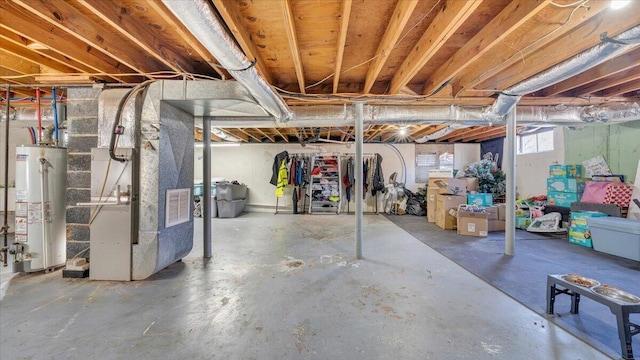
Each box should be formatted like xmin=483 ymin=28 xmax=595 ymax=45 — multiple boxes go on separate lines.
xmin=482 ymin=205 xmax=499 ymax=220
xmin=547 ymin=191 xmax=583 ymax=207
xmin=428 ymin=177 xmax=450 ymax=187
xmin=426 ymin=188 xmax=440 ymax=223
xmin=546 ymin=177 xmax=587 ymax=193
xmin=436 ymin=208 xmax=458 ymax=230
xmin=549 ymin=164 xmax=582 ymax=178
xmin=569 ymin=225 xmax=593 ymax=248
xmin=496 ymin=203 xmax=507 ymax=221
xmin=434 ymin=178 xmax=467 ymax=195
xmin=457 ymin=210 xmax=489 ymax=237
xmin=488 ymin=219 xmax=506 ymax=232
xmin=467 ymin=193 xmax=493 ymax=206
xmin=569 ymin=211 xmax=608 ymax=227
xmin=435 ymin=195 xmax=467 ymax=229
xmin=462 ymin=177 xmax=478 ymax=192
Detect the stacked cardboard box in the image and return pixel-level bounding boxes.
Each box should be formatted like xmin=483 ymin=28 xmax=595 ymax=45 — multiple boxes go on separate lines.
xmin=568 ymin=211 xmax=608 ymax=248
xmin=547 ymin=164 xmax=586 ymax=207
xmin=435 ymin=195 xmax=467 ymax=229
xmin=457 ymin=204 xmax=507 ymax=236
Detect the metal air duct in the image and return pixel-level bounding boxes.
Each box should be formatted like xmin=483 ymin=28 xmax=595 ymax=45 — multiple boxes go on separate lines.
xmin=161 ymin=0 xmax=292 ymax=122
xmin=488 ymin=24 xmax=640 ymax=118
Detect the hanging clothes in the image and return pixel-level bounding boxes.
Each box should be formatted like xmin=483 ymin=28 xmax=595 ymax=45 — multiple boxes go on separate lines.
xmin=270 ymin=151 xmax=289 ymax=186
xmin=292 ymin=188 xmax=298 ymax=214
xmin=362 ymin=158 xmax=369 ymax=199
xmin=276 ymin=158 xmax=288 ymax=197
xmin=372 ymin=153 xmax=385 ymax=196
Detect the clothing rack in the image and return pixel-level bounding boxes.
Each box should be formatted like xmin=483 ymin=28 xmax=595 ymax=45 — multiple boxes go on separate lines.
xmin=274 ymin=152 xmax=313 ymax=215
xmin=340 ymin=154 xmax=380 ymax=215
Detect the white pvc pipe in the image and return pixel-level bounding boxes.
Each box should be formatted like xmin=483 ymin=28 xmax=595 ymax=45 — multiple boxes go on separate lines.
xmin=505 ymin=109 xmax=516 ymax=256
xmin=355 ymin=102 xmax=364 ymax=260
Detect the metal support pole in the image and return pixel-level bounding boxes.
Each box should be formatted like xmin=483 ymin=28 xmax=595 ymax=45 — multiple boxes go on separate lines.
xmin=202 ymin=117 xmax=212 ymax=259
xmin=505 ymin=108 xmax=517 ymax=256
xmin=354 ymin=102 xmax=364 ymax=259
xmin=2 ymin=85 xmax=10 ymax=266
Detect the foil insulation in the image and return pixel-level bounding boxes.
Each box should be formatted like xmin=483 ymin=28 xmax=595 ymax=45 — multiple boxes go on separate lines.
xmin=490 ymin=24 xmax=640 ymax=116
xmin=161 ymin=0 xmax=292 ymax=122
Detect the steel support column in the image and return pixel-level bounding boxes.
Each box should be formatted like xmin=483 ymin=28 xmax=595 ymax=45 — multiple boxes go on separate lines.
xmin=354 ymin=102 xmax=364 ymax=259
xmin=505 ymin=109 xmax=517 ymax=256
xmin=202 ymin=117 xmax=212 ymax=259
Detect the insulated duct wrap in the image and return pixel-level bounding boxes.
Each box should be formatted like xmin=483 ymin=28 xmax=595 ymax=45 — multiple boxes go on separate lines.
xmin=205 ymin=103 xmax=640 ymax=128
xmin=161 ymin=0 xmax=292 ymax=122
xmin=490 ymin=25 xmax=640 ymax=116
xmin=1 ymin=105 xmax=64 ymax=122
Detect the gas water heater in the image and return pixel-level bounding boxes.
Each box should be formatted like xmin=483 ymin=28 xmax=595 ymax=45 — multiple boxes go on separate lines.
xmin=12 ymin=146 xmax=67 ymax=272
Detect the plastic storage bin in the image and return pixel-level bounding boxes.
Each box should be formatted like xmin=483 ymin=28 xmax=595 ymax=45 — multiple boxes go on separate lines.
xmin=216 ymin=182 xmax=247 ymax=201
xmin=588 ymin=217 xmax=640 ymax=261
xmin=217 ymin=199 xmax=246 ymax=218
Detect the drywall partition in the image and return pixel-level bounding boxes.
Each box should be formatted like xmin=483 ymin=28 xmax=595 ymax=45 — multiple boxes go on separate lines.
xmin=564 ymin=121 xmax=640 ymax=184
xmin=516 ymin=127 xmax=565 ymax=197
xmin=454 ymin=143 xmax=481 ymax=172
xmin=195 ymin=143 xmax=415 ymax=213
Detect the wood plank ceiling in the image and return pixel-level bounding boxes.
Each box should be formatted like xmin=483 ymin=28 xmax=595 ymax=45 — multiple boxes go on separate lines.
xmin=1 ymin=0 xmax=639 ymax=144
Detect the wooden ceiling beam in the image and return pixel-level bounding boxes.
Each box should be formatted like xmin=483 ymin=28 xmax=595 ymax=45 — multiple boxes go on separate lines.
xmin=452 ymin=1 xmax=610 ymax=95
xmin=219 ymin=128 xmax=248 ymax=143
xmin=212 ymin=0 xmax=273 ymax=83
xmin=540 ymin=47 xmax=640 ymax=96
xmin=0 ymin=50 xmax=41 ymax=75
xmin=255 ymin=128 xmax=275 ymax=143
xmin=0 ymin=2 xmax=138 ymax=83
xmin=237 ymin=128 xmax=262 ymax=143
xmin=147 ymin=1 xmax=227 ymax=79
xmin=366 ymin=125 xmax=387 ymax=142
xmin=573 ymin=66 xmax=640 ymax=96
xmin=463 ymin=127 xmax=506 ymax=142
xmin=332 ymin=0 xmax=352 ymax=93
xmin=282 ymin=0 xmax=306 ymax=94
xmin=387 ymin=0 xmax=481 ymax=94
xmin=475 ymin=2 xmax=640 ymax=91
xmin=411 ymin=124 xmax=448 ymax=139
xmin=194 ymin=127 xmax=223 ymax=142
xmin=445 ymin=126 xmax=490 ymax=143
xmin=0 ymin=32 xmax=91 ymax=75
xmin=11 ymin=0 xmax=162 ymax=77
xmin=272 ymin=127 xmax=290 ymax=143
xmin=600 ymin=78 xmax=640 ymax=98
xmin=422 ymin=0 xmax=552 ymax=96
xmin=363 ymin=0 xmax=418 ymax=94
xmin=77 ymin=0 xmax=209 ymax=77
xmin=0 ymin=67 xmax=37 ymax=84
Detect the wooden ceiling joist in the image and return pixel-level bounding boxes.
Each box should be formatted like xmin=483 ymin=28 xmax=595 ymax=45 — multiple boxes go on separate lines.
xmin=237 ymin=128 xmax=263 ymax=143
xmin=255 ymin=128 xmax=275 ymax=143
xmin=540 ymin=47 xmax=640 ymax=96
xmin=332 ymin=0 xmax=352 ymax=94
xmin=422 ymin=0 xmax=552 ymax=96
xmin=436 ymin=126 xmax=479 ymax=143
xmin=600 ymin=79 xmax=640 ymax=98
xmin=363 ymin=0 xmax=418 ymax=94
xmin=282 ymin=0 xmax=306 ymax=94
xmin=272 ymin=127 xmax=290 ymax=143
xmin=146 ymin=0 xmax=227 ymax=79
xmin=10 ymin=0 xmax=159 ymax=78
xmin=212 ymin=0 xmax=273 ymax=83
xmin=476 ymin=2 xmax=640 ymax=91
xmin=388 ymin=0 xmax=481 ymax=94
xmin=0 ymin=50 xmax=41 ymax=75
xmin=462 ymin=126 xmax=507 ymax=142
xmin=573 ymin=67 xmax=640 ymax=97
xmin=452 ymin=1 xmax=611 ymax=95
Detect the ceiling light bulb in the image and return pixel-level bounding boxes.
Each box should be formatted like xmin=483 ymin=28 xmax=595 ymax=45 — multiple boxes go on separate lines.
xmin=610 ymin=0 xmax=630 ymax=9
xmin=399 ymin=127 xmax=407 ymax=136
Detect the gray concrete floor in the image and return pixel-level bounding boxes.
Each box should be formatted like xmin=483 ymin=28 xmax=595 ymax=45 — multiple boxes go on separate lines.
xmin=1 ymin=213 xmax=612 ymax=359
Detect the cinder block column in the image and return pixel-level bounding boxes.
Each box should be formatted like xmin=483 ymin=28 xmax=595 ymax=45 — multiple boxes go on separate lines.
xmin=65 ymin=87 xmax=100 ymax=259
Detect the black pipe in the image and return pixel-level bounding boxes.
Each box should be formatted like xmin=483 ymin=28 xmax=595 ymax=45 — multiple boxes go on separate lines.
xmin=108 ymin=89 xmax=134 ymax=163
xmin=3 ymin=85 xmax=10 ymax=265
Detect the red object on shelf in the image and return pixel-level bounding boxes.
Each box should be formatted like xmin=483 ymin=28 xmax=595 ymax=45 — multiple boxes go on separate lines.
xmin=604 ymin=182 xmax=633 ymax=207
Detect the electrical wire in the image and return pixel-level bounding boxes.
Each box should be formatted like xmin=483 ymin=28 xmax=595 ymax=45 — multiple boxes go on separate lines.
xmin=304 ymin=0 xmax=442 ymax=90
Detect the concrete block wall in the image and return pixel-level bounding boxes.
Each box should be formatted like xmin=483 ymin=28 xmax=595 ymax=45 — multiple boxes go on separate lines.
xmin=65 ymin=87 xmax=101 ymax=259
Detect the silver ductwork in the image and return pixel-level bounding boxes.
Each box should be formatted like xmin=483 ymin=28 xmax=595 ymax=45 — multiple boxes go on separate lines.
xmin=489 ymin=24 xmax=640 ymax=117
xmin=161 ymin=0 xmax=292 ymax=122
xmin=1 ymin=104 xmax=65 ymax=122
xmin=205 ymin=103 xmax=640 ymax=128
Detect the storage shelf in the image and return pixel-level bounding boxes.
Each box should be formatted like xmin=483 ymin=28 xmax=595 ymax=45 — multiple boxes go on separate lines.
xmin=309 ymin=153 xmax=341 ymax=214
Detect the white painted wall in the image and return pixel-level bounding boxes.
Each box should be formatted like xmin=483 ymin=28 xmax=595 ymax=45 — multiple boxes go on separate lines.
xmin=454 ymin=143 xmax=481 ymax=172
xmin=515 ymin=127 xmax=565 ymax=197
xmin=0 ymin=120 xmax=39 ymax=189
xmin=195 ymin=143 xmax=416 ymax=212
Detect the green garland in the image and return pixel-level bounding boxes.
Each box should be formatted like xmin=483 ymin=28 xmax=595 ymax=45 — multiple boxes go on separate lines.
xmin=463 ymin=159 xmax=506 ymax=196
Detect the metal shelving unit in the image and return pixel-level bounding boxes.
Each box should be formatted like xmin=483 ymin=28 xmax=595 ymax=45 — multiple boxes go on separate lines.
xmin=309 ymin=153 xmax=341 ymax=214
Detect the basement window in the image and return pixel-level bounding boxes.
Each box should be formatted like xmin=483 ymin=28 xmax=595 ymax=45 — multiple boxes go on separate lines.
xmin=517 ymin=129 xmax=554 ymax=155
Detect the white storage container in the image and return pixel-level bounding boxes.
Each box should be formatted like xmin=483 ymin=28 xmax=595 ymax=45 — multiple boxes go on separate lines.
xmin=588 ymin=217 xmax=640 ymax=261
xmin=216 ymin=182 xmax=247 ymax=201
xmin=217 ymin=199 xmax=246 ymax=218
